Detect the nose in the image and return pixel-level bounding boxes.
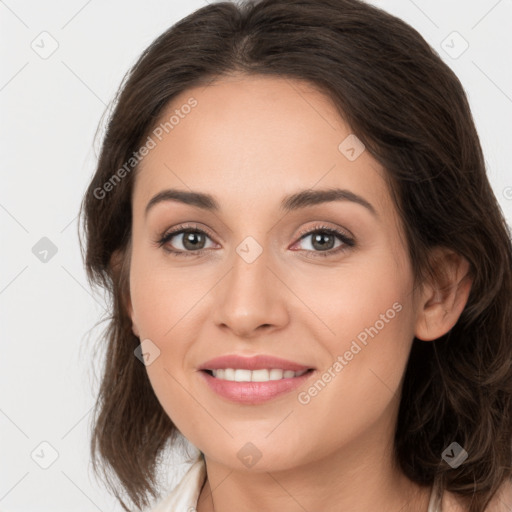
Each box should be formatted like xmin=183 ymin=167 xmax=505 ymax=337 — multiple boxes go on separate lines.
xmin=212 ymin=246 xmax=290 ymax=339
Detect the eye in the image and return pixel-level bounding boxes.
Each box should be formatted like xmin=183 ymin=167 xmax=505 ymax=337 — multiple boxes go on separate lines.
xmin=291 ymin=224 xmax=355 ymax=258
xmin=155 ymin=222 xmax=355 ymax=258
xmin=156 ymin=223 xmax=217 ymax=257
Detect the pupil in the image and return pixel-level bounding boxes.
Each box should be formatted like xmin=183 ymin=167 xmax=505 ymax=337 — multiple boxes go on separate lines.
xmin=184 ymin=231 xmax=204 ymax=250
xmin=313 ymin=233 xmax=334 ymax=251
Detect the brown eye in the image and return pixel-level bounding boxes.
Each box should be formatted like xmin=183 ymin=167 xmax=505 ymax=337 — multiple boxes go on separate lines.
xmin=179 ymin=230 xmax=207 ymax=251
xmin=157 ymin=224 xmax=217 ymax=257
xmin=292 ymin=225 xmax=355 ymax=258
xmin=308 ymin=232 xmax=337 ymax=251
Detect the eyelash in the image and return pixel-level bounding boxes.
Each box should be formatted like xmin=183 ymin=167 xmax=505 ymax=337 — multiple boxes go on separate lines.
xmin=156 ymin=223 xmax=355 ymax=259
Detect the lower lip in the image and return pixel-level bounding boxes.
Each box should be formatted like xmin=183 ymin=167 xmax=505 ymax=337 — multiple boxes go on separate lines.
xmin=199 ymin=369 xmax=315 ymax=404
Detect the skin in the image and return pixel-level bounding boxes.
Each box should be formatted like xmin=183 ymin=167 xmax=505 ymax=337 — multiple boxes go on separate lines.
xmin=125 ymin=74 xmax=473 ymax=512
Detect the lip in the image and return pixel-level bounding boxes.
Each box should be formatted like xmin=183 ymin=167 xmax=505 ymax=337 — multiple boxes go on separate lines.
xmin=199 ymin=368 xmax=316 ymax=404
xmin=198 ymin=354 xmax=314 ymax=372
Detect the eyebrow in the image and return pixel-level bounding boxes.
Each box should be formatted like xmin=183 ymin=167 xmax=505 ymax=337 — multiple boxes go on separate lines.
xmin=145 ymin=187 xmax=377 ymax=217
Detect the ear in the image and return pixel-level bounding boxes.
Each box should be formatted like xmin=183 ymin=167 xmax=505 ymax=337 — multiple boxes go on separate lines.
xmin=110 ymin=248 xmax=139 ymax=338
xmin=414 ymin=247 xmax=473 ymax=341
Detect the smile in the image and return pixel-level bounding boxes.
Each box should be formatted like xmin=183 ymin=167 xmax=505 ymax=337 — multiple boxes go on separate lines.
xmin=207 ymin=368 xmax=310 ymax=381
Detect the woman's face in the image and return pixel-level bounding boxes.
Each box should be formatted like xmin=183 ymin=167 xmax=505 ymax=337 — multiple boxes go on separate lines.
xmin=128 ymin=74 xmax=422 ymax=471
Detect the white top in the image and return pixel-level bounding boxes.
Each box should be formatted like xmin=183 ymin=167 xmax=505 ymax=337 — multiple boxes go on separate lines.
xmin=150 ymin=454 xmax=441 ymax=512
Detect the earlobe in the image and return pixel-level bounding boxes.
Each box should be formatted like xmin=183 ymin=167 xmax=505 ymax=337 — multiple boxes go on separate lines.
xmin=414 ymin=248 xmax=473 ymax=342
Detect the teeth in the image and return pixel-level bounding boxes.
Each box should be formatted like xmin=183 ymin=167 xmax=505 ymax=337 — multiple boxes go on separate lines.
xmin=210 ymin=368 xmax=309 ymax=382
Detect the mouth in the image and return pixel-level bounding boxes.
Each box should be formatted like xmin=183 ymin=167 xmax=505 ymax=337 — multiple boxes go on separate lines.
xmin=199 ymin=368 xmax=316 ymax=404
xmin=201 ymin=368 xmax=314 ymax=382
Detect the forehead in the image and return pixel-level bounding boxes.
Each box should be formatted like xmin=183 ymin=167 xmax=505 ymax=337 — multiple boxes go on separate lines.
xmin=134 ymin=74 xmax=389 ymax=216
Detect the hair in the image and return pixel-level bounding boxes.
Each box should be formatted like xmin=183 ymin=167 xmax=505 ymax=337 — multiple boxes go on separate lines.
xmin=79 ymin=0 xmax=512 ymax=510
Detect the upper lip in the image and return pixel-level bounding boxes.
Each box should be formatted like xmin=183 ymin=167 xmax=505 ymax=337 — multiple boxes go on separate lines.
xmin=199 ymin=354 xmax=314 ymax=372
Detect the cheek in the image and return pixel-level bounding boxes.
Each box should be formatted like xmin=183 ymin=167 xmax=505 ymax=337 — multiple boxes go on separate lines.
xmin=294 ymin=248 xmax=415 ymax=400
xmin=292 ymin=245 xmax=413 ymax=348
xmin=129 ymin=247 xmax=203 ymax=338
xmin=128 ymin=250 xmax=200 ymax=433
xmin=289 ymin=287 xmax=415 ymax=457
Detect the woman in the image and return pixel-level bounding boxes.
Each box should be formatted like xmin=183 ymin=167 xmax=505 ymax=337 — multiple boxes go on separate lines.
xmin=80 ymin=0 xmax=512 ymax=511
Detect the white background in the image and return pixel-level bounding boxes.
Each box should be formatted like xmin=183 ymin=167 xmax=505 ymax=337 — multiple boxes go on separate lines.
xmin=1 ymin=0 xmax=511 ymax=511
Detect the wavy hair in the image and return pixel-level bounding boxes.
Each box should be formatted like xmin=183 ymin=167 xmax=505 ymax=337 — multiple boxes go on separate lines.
xmin=79 ymin=0 xmax=512 ymax=510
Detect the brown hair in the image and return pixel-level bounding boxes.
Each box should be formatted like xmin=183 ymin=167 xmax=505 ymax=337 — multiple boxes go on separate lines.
xmin=80 ymin=0 xmax=512 ymax=510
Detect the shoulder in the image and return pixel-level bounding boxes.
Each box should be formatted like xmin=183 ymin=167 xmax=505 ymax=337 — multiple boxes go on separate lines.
xmin=442 ymin=480 xmax=512 ymax=512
